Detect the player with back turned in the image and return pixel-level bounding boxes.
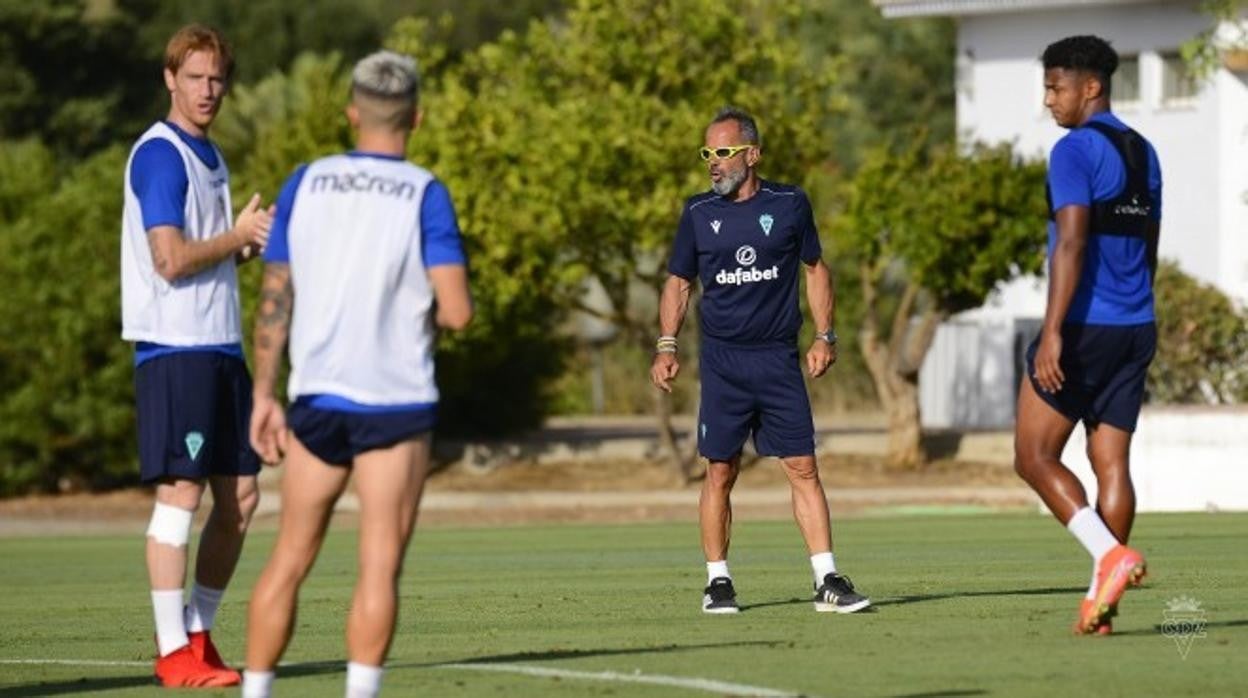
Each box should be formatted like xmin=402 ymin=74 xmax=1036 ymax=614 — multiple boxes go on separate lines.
xmin=241 ymin=50 xmax=473 ymax=698
xmin=1015 ymin=35 xmax=1162 ymax=635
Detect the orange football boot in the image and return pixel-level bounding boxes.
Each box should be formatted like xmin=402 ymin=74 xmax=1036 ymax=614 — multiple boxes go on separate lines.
xmin=154 ymin=644 xmax=241 ymax=687
xmin=188 ymin=630 xmax=235 ymax=674
xmin=1074 ymin=599 xmax=1114 ymax=635
xmin=1076 ymin=545 xmax=1146 ymax=634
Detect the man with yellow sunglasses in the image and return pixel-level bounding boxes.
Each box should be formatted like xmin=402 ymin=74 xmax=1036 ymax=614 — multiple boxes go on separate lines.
xmin=651 ymin=106 xmax=871 ymax=616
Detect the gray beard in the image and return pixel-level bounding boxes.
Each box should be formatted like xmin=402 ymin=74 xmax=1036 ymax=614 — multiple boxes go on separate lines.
xmin=711 ymin=168 xmax=747 ymax=197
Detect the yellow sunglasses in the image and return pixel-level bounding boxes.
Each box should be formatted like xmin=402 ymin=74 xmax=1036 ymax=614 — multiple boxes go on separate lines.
xmin=699 ymin=144 xmax=753 ymax=161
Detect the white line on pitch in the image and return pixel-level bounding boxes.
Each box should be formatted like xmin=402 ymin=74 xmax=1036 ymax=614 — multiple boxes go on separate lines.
xmin=438 ymin=662 xmax=808 ymax=697
xmin=0 ymin=658 xmax=811 ymax=697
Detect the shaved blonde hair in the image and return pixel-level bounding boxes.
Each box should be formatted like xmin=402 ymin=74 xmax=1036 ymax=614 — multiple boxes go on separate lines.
xmin=351 ymin=50 xmax=419 ymax=130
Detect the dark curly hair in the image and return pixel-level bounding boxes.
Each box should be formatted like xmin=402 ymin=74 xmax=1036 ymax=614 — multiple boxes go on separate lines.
xmin=1042 ymin=35 xmax=1119 ymax=96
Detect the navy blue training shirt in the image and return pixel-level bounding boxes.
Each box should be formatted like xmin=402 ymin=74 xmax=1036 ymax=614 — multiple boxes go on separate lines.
xmin=667 ymin=180 xmax=822 ymax=345
xmin=1048 ymin=111 xmax=1162 ymax=325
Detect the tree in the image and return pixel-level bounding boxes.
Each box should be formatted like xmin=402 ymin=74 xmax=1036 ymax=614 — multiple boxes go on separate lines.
xmin=213 ymin=52 xmax=356 ymax=197
xmin=214 ymin=39 xmax=571 ymax=439
xmin=140 ymin=0 xmax=565 ymax=85
xmin=0 ymin=1 xmax=158 ymax=154
xmin=790 ymin=3 xmax=955 ymax=172
xmin=1183 ymin=0 xmax=1248 ymax=78
xmin=0 ymin=0 xmax=566 ymax=160
xmin=836 ymin=136 xmax=1047 ymax=467
xmin=388 ymin=0 xmax=845 ymax=477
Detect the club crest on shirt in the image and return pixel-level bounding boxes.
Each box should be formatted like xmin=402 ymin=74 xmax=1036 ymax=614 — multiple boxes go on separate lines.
xmin=710 ymin=219 xmax=722 ymax=234
xmin=758 ymin=213 xmax=774 ymax=236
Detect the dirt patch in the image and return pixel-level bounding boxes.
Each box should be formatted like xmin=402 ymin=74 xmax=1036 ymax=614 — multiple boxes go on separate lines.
xmin=428 ymin=453 xmax=1020 ymax=492
xmin=0 ymin=454 xmax=1024 ymax=535
xmin=0 ymin=488 xmax=153 ymax=522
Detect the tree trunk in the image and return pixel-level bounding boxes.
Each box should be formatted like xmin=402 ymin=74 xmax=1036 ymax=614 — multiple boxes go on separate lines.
xmin=859 ymin=345 xmax=927 ymax=469
xmin=858 ymin=269 xmax=944 ymax=469
xmin=884 ymin=374 xmax=924 ymax=468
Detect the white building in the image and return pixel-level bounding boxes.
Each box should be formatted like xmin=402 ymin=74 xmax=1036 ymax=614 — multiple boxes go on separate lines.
xmin=875 ymin=0 xmax=1248 ymax=428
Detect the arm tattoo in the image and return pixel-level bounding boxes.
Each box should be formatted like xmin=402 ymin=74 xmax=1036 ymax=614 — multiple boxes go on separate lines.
xmin=252 ymin=264 xmax=292 ymax=392
xmin=258 ymin=284 xmax=293 ymax=327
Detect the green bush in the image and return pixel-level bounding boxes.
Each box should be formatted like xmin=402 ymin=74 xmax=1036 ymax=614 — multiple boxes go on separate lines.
xmin=1151 ymin=261 xmax=1248 ymax=404
xmin=0 ymin=145 xmax=134 ymax=495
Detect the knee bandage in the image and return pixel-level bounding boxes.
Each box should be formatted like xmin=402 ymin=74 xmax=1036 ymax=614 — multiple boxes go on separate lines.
xmin=146 ymin=502 xmax=194 ymax=547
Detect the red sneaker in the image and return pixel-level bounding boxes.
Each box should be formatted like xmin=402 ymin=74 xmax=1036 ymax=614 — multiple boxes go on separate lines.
xmin=154 ymin=644 xmax=241 ymax=688
xmin=1074 ymin=599 xmax=1113 ymax=635
xmin=1076 ymin=545 xmax=1146 ymax=634
xmin=188 ymin=630 xmax=232 ymax=671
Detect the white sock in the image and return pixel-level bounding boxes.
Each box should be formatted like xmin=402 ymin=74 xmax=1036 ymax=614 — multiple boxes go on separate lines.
xmin=1066 ymin=507 xmax=1119 ymax=562
xmin=810 ymin=552 xmax=837 ymax=584
xmin=185 ymin=583 xmax=224 ymax=633
xmin=1085 ymin=563 xmax=1098 ymax=601
xmin=346 ymin=662 xmax=383 ymax=698
xmin=151 ymin=589 xmax=188 ymax=656
xmin=242 ymin=670 xmax=275 ymax=698
xmin=706 ymin=560 xmax=730 ymax=584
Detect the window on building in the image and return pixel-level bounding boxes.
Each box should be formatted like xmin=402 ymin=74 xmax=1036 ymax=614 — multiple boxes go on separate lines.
xmin=1161 ymin=52 xmax=1198 ymax=103
xmin=1114 ymin=55 xmax=1140 ymax=105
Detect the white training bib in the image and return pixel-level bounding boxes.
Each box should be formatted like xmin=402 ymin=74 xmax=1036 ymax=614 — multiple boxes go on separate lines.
xmin=120 ymin=122 xmax=240 ymax=345
xmin=283 ymin=153 xmax=440 ymax=405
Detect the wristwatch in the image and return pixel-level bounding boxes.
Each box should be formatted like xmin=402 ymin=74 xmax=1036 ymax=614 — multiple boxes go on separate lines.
xmin=815 ymin=329 xmax=838 ymax=345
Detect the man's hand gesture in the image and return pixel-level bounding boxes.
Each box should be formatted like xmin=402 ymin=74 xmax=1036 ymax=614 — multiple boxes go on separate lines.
xmin=806 ymin=340 xmax=837 ymax=378
xmin=651 ymin=352 xmax=680 ymax=393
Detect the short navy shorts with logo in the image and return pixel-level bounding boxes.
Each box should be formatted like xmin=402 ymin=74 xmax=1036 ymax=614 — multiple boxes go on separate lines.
xmin=697 ymin=338 xmax=816 ymax=461
xmin=1026 ymin=322 xmax=1157 ymax=432
xmin=286 ymin=398 xmax=436 ymax=466
xmin=135 ymin=351 xmax=261 ymax=483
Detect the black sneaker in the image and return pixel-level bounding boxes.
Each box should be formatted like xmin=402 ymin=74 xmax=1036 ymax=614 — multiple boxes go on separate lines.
xmin=813 ymin=573 xmax=871 ymax=613
xmin=702 ymin=576 xmax=740 ymax=614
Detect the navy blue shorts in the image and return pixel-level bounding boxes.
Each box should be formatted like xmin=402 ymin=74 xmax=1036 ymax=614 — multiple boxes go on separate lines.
xmin=698 ymin=340 xmax=816 ymax=461
xmin=135 ymin=352 xmax=261 ymax=483
xmin=286 ymin=398 xmax=435 ymax=466
xmin=1025 ymin=322 xmax=1156 ymax=432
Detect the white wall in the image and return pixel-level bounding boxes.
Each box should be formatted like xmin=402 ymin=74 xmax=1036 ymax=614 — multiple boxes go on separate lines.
xmin=921 ymin=317 xmax=1038 ymax=428
xmin=1060 ymin=407 xmax=1248 ymax=512
xmin=1217 ymin=66 xmax=1248 ymax=303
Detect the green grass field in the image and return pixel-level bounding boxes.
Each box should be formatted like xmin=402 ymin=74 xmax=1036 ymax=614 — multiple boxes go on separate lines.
xmin=1 ymin=512 xmax=1244 ymax=697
